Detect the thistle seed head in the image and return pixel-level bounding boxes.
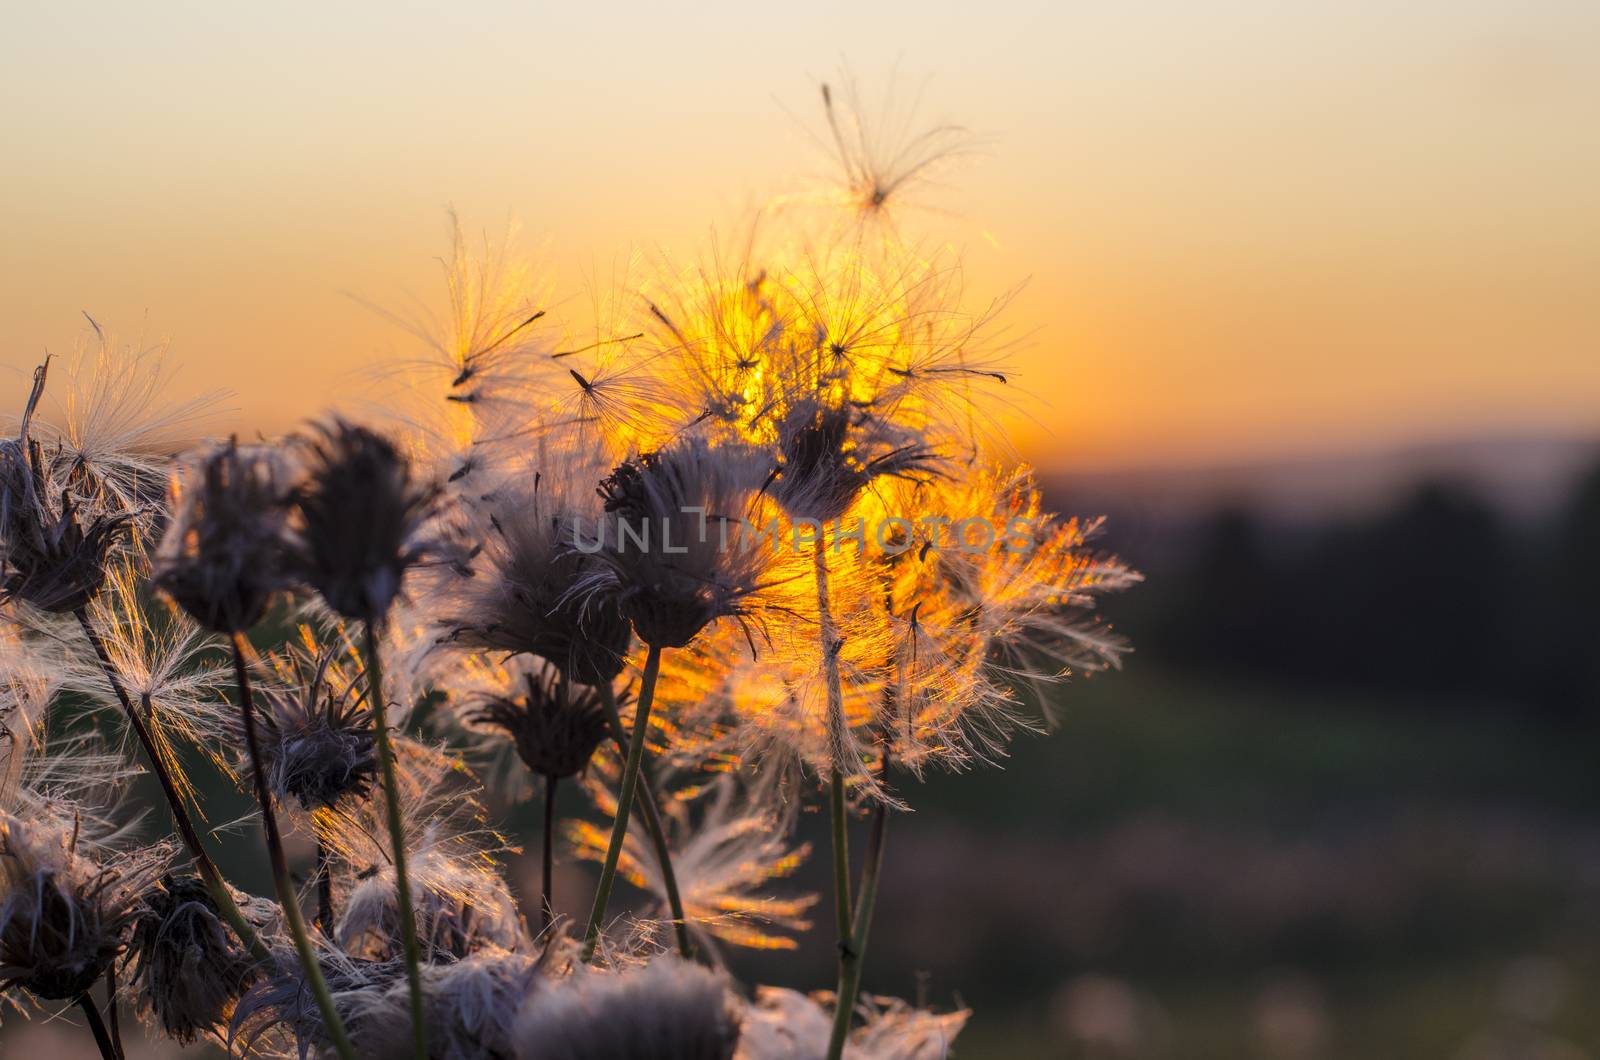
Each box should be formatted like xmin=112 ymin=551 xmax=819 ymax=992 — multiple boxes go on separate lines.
xmin=0 ymin=813 xmax=166 ymax=1002
xmin=126 ymin=873 xmax=259 ymax=1043
xmin=253 ymin=647 xmax=378 ymax=811
xmin=465 ymin=660 xmax=611 ymax=780
xmin=153 ymin=437 xmax=295 ymax=633
xmin=291 ymin=419 xmax=439 ymax=624
xmin=587 ymin=438 xmax=780 ymax=650
xmin=512 ymin=956 xmax=740 ymax=1060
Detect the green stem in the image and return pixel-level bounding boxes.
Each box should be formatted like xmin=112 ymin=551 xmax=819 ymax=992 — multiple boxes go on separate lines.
xmin=72 ymin=609 xmax=269 ymax=964
xmin=581 ymin=644 xmax=662 ymax=962
xmin=827 ymin=801 xmax=889 ymax=1060
xmin=596 ymin=680 xmax=694 ymax=961
xmin=362 ymin=621 xmax=428 ymax=1060
xmin=230 ymin=635 xmax=356 ymax=1060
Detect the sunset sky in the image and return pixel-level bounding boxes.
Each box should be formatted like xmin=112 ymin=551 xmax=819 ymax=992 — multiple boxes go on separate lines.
xmin=2 ymin=1 xmax=1596 ymax=471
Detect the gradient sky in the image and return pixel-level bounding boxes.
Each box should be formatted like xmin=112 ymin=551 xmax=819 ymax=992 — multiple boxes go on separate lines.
xmin=3 ymin=1 xmax=1596 ymax=470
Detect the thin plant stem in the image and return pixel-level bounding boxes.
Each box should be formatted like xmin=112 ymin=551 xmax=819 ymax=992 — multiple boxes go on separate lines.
xmin=596 ymin=680 xmax=694 ymax=961
xmin=361 ymin=620 xmax=428 ymax=1060
xmin=827 ymin=800 xmax=889 ymax=1060
xmin=314 ymin=838 xmax=335 ymax=937
xmin=810 ymin=545 xmax=854 ymax=943
xmin=71 ymin=609 xmax=269 ymax=964
xmin=230 ymin=634 xmax=357 ymax=1060
xmin=580 ymin=643 xmax=662 ymax=962
xmin=105 ymin=964 xmax=123 ymax=1060
xmin=76 ymin=993 xmax=118 ymax=1060
xmin=541 ymin=773 xmax=557 ymax=932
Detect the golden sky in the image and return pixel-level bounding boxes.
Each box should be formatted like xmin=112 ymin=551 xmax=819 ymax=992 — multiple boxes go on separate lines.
xmin=2 ymin=1 xmax=1596 ymax=470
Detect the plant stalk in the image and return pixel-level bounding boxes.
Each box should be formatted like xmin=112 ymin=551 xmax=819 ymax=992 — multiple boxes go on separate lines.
xmin=580 ymin=643 xmax=662 ymax=961
xmin=77 ymin=993 xmax=118 ymax=1060
xmin=105 ymin=964 xmax=123 ymax=1060
xmin=541 ymin=773 xmax=557 ymax=932
xmin=231 ymin=634 xmax=357 ymax=1060
xmin=314 ymin=838 xmax=335 ymax=937
xmin=72 ymin=609 xmax=269 ymax=964
xmin=827 ymin=800 xmax=889 ymax=1059
xmin=596 ymin=680 xmax=694 ymax=961
xmin=811 ymin=545 xmax=854 ymax=944
xmin=361 ymin=621 xmax=428 ymax=1060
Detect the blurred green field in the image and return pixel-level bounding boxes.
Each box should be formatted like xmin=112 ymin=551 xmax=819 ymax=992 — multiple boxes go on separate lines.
xmin=829 ymin=667 xmax=1600 ymax=1058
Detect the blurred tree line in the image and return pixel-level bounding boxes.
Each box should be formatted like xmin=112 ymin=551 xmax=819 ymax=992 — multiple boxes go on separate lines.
xmin=1114 ymin=461 xmax=1600 ymax=722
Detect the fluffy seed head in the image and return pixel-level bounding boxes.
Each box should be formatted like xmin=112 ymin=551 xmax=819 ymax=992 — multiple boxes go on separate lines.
xmin=0 ymin=811 xmax=167 ymax=1002
xmin=126 ymin=873 xmax=259 ymax=1043
xmin=584 ymin=438 xmax=783 ymax=650
xmin=512 ymin=956 xmax=740 ymax=1060
xmin=291 ymin=419 xmax=439 ymax=623
xmin=153 ymin=437 xmax=295 ymax=633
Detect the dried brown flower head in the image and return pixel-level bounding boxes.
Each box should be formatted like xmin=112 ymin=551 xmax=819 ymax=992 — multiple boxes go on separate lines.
xmin=153 ymin=437 xmax=295 ymax=633
xmin=291 ymin=419 xmax=439 ymax=624
xmin=126 ymin=873 xmax=259 ymax=1043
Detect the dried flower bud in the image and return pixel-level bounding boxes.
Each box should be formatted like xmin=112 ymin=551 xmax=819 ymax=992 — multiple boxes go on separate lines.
xmin=512 ymin=956 xmax=740 ymax=1060
xmin=153 ymin=438 xmax=295 ymax=633
xmin=769 ymin=402 xmax=939 ymax=523
xmin=292 ymin=419 xmax=438 ymax=623
xmin=126 ymin=873 xmax=259 ymax=1043
xmin=0 ymin=814 xmax=165 ymax=1002
xmin=586 ymin=438 xmax=779 ymax=650
xmin=254 ymin=649 xmax=378 ymax=811
xmin=465 ymin=660 xmax=611 ymax=779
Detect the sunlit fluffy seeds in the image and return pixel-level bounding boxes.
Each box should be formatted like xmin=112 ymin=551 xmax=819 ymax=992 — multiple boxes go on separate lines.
xmin=512 ymin=956 xmax=740 ymax=1060
xmin=587 ymin=439 xmax=778 ymax=650
xmin=292 ymin=419 xmax=440 ymax=623
xmin=465 ymin=660 xmax=611 ymax=780
xmin=769 ymin=401 xmax=941 ymax=523
xmin=127 ymin=873 xmax=259 ymax=1043
xmin=442 ymin=478 xmax=633 ymax=686
xmin=153 ymin=437 xmax=295 ymax=633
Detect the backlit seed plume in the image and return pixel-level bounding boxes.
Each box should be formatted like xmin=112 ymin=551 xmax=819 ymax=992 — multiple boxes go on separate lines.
xmin=0 ymin=626 xmax=56 ymax=808
xmin=30 ymin=321 xmax=221 ymax=517
xmin=60 ymin=561 xmax=236 ymax=807
xmin=879 ymin=467 xmax=1141 ymax=725
xmin=0 ymin=362 xmax=134 ymax=613
xmin=462 ymin=656 xmax=612 ymax=781
xmin=126 ymin=872 xmax=260 ymax=1043
xmin=572 ymin=772 xmax=817 ymax=953
xmin=578 ymin=436 xmax=789 ymax=650
xmin=341 ymin=945 xmax=547 ymax=1060
xmin=736 ymin=988 xmax=970 ymax=1060
xmin=319 ymin=742 xmax=524 ymax=961
xmin=0 ymin=806 xmax=170 ymax=1003
xmin=252 ymin=626 xmax=379 ymax=811
xmin=435 ymin=450 xmax=633 ymax=687
xmin=806 ymin=67 xmax=980 ymax=223
xmin=511 ymin=955 xmax=740 ymax=1060
xmin=291 ymin=418 xmax=442 ymax=625
xmin=153 ymin=437 xmax=297 ymax=633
